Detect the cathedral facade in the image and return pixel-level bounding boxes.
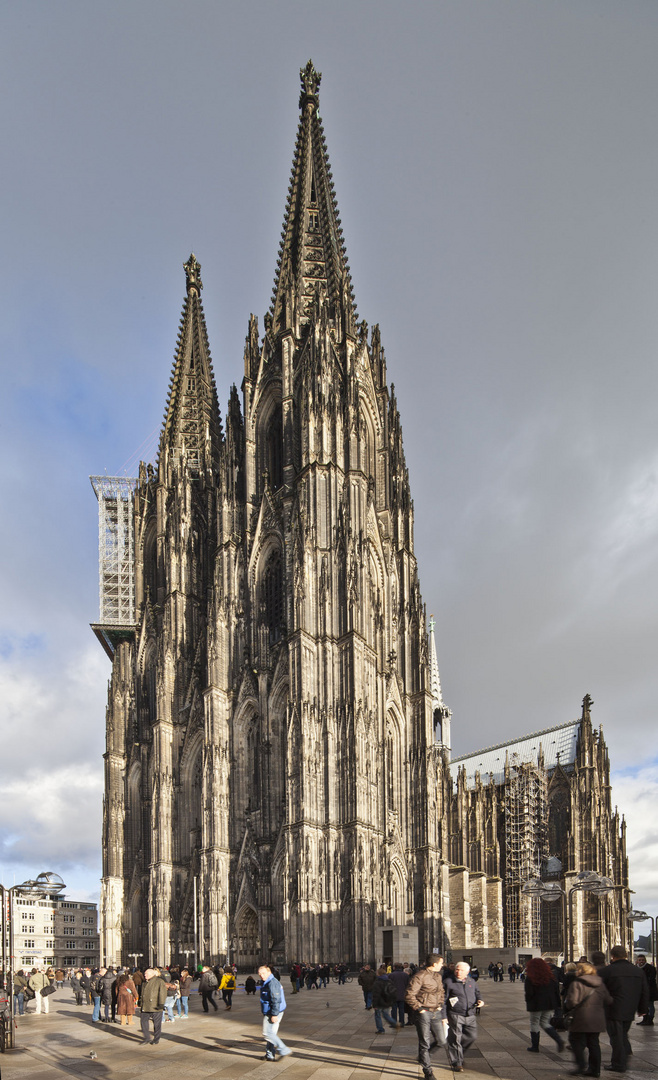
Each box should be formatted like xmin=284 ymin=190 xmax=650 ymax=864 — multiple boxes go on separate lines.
xmin=93 ymin=63 xmax=631 ymax=969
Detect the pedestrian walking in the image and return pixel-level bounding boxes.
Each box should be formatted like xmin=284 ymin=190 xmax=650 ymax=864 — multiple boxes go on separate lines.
xmin=13 ymin=970 xmax=27 ymax=1016
xmin=220 ymin=968 xmax=236 ymax=1009
xmin=70 ymin=970 xmax=85 ymax=1006
xmin=634 ymin=956 xmax=656 ymax=1026
xmin=178 ymin=968 xmax=192 ymax=1017
xmin=444 ymin=961 xmax=484 ymax=1072
xmin=388 ymin=962 xmax=410 ymax=1026
xmin=139 ymin=968 xmax=167 ymax=1046
xmin=199 ymin=965 xmax=219 ymax=1012
xmin=564 ymin=961 xmax=613 ymax=1078
xmin=601 ymin=945 xmax=649 ymax=1073
xmin=90 ymin=968 xmax=105 ymax=1022
xmin=258 ymin=962 xmax=292 ymax=1061
xmin=523 ymin=957 xmax=564 ymax=1054
xmin=406 ymin=955 xmax=448 ymax=1080
xmin=358 ymin=964 xmax=376 ymax=1009
xmin=371 ymin=965 xmax=399 ymax=1034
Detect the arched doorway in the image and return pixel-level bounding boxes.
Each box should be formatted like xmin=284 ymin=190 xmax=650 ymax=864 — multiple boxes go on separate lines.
xmin=235 ymin=906 xmax=259 ymax=971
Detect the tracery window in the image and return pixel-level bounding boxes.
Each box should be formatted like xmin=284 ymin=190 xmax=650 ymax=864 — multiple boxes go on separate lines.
xmin=263 ymin=549 xmax=284 ymax=644
xmin=266 ymin=405 xmax=283 ymax=491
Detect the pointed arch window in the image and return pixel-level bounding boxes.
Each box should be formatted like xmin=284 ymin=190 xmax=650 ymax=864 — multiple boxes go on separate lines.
xmin=267 ymin=405 xmax=283 ymax=491
xmin=263 ymin=549 xmax=284 ymax=644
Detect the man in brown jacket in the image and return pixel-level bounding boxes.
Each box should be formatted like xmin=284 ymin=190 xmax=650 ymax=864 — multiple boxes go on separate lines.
xmin=406 ymin=955 xmax=447 ymax=1080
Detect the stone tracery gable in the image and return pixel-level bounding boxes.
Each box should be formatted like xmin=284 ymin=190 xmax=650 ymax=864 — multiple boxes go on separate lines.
xmin=247 ymin=487 xmax=284 ymax=583
xmin=235 ymin=824 xmax=261 ymax=914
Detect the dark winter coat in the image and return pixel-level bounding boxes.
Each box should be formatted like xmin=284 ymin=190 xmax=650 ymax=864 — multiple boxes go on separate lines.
xmin=564 ymin=973 xmax=613 ymax=1033
xmin=524 ymin=975 xmax=561 ymax=1013
xmin=358 ymin=968 xmax=377 ymax=992
xmin=388 ymin=969 xmax=410 ymax=1001
xmin=99 ymin=971 xmax=116 ymax=1005
xmin=371 ymin=975 xmax=397 ymax=1009
xmin=602 ymin=959 xmax=650 ymax=1021
xmin=140 ymin=974 xmax=167 ymax=1013
xmin=443 ymin=975 xmax=481 ymax=1017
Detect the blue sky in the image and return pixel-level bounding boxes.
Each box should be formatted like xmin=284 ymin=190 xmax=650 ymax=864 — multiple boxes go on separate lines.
xmin=0 ymin=0 xmax=656 ymax=915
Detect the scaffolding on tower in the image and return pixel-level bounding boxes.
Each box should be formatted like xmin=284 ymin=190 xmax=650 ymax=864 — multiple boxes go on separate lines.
xmin=90 ymin=475 xmax=138 ymax=659
xmin=504 ymin=755 xmax=547 ymax=948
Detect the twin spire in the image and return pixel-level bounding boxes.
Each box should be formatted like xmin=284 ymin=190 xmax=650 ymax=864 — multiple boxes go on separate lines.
xmin=159 ymin=61 xmax=357 ymax=472
xmin=269 ymin=60 xmax=357 ymax=336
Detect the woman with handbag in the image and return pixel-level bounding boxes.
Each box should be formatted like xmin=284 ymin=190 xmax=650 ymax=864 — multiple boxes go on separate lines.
xmin=524 ymin=958 xmax=564 ymax=1053
xmin=564 ymin=961 xmax=613 ymax=1078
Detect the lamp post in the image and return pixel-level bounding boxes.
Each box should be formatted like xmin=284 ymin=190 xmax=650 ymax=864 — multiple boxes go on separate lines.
xmin=522 ymin=878 xmax=567 ymax=959
xmin=567 ymin=871 xmax=614 ymax=961
xmin=627 ymin=910 xmax=656 ymax=965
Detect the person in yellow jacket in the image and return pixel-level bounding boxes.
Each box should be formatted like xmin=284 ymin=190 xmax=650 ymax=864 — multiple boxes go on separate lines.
xmin=220 ymin=969 xmax=236 ymax=1010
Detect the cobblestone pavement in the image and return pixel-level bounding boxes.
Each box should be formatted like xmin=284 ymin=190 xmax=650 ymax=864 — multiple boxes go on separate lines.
xmin=2 ymin=977 xmax=656 ymax=1080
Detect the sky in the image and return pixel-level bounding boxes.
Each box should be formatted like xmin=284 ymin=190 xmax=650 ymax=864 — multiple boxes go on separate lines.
xmin=0 ymin=1 xmax=656 ymax=923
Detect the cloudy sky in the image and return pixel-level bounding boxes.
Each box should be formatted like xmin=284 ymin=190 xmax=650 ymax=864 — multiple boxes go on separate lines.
xmin=1 ymin=1 xmax=656 ymax=920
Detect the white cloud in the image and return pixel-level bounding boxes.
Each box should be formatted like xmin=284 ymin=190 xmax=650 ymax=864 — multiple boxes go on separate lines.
xmin=0 ymin=641 xmax=106 ymax=888
xmin=611 ymin=762 xmax=658 ymax=915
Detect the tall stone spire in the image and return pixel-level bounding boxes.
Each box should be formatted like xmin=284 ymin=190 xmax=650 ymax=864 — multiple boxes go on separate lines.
xmin=429 ymin=614 xmax=452 ymax=754
xmin=269 ymin=60 xmax=356 ymax=338
xmin=158 ymin=254 xmax=222 ymax=480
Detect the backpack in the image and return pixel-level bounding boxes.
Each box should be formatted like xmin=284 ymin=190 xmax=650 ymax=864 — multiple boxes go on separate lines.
xmin=207 ymin=972 xmax=218 ymax=990
xmin=383 ymin=979 xmax=397 ymax=1006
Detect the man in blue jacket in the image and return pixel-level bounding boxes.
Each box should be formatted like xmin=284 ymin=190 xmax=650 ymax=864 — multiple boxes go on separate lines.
xmin=443 ymin=962 xmax=484 ymax=1072
xmin=258 ymin=963 xmax=292 ymax=1061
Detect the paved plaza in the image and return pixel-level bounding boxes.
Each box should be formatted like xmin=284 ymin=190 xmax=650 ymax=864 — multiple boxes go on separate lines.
xmin=2 ymin=977 xmax=656 ymax=1080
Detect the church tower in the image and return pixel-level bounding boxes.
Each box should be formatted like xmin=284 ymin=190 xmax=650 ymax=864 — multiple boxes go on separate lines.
xmin=95 ymin=62 xmax=451 ymax=967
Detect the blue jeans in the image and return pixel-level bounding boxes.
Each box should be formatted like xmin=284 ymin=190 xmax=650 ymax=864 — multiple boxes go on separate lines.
xmin=392 ymin=1000 xmax=405 ymax=1024
xmin=179 ymin=996 xmax=188 ymax=1017
xmin=263 ymin=1014 xmax=290 ymax=1058
xmin=363 ymin=989 xmax=373 ymax=1008
xmin=14 ymin=992 xmax=25 ymax=1015
xmin=163 ymin=997 xmax=175 ymax=1021
xmin=374 ymin=1007 xmax=396 ymax=1032
xmin=92 ymin=997 xmax=101 ymax=1022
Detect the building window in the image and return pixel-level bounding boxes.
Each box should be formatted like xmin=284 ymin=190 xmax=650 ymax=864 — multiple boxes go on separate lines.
xmin=308 ymin=211 xmax=318 ymax=231
xmin=66 ymin=942 xmax=76 ymax=950
xmin=23 ymin=939 xmax=35 ymax=948
xmin=63 ymin=928 xmax=75 ymax=935
xmin=263 ymin=550 xmax=284 ymax=644
xmin=266 ymin=406 xmax=283 ymax=491
xmin=82 ymin=929 xmax=94 ymax=936
xmin=64 ymin=957 xmax=75 ymax=966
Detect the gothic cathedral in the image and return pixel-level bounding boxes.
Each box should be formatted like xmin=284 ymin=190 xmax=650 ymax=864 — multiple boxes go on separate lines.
xmin=94 ymin=63 xmax=630 ymax=969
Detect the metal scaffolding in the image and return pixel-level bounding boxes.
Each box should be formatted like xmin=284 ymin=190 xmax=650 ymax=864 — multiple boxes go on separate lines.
xmin=90 ymin=476 xmax=138 ymax=625
xmin=505 ymin=756 xmax=547 ymax=948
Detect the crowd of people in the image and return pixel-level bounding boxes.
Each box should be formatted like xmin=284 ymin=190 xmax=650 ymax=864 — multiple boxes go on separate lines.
xmin=4 ymin=947 xmax=655 ymax=1072
xmin=522 ymin=947 xmax=654 ymax=1076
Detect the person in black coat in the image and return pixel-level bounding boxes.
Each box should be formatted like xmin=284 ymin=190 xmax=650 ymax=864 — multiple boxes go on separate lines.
xmin=635 ymin=956 xmax=656 ymax=1025
xmin=523 ymin=957 xmax=564 ymax=1053
xmin=602 ymin=946 xmax=649 ymax=1072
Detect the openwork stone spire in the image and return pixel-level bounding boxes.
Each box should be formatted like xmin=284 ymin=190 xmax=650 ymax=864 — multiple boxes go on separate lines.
xmin=159 ymin=254 xmax=222 ymax=476
xmin=270 ymin=60 xmax=357 ymax=336
xmin=429 ymin=614 xmax=452 ymax=753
